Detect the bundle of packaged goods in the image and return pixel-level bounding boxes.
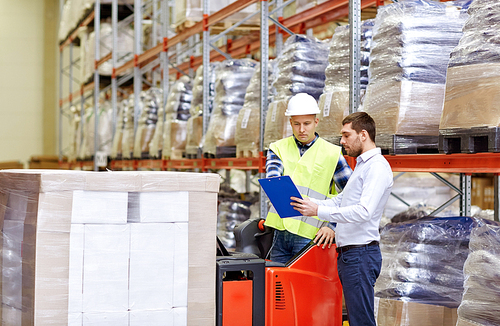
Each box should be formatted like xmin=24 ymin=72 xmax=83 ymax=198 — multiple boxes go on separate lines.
xmin=82 ymin=21 xmax=134 ymax=82
xmin=375 ymin=216 xmax=475 ymax=325
xmin=162 ymin=76 xmax=193 ymax=160
xmin=457 ymin=220 xmax=500 ymax=326
xmin=0 ymin=170 xmax=219 ymax=325
xmin=203 ymin=59 xmax=257 ymax=157
xmin=362 ymin=0 xmax=469 ymax=151
xmin=234 ymin=62 xmax=275 ymax=158
xmin=217 ymin=200 xmax=253 ymax=250
xmin=440 ymin=0 xmax=500 ymax=130
xmin=264 ymin=35 xmax=329 ymax=148
xmin=317 ymin=20 xmax=374 ymax=143
xmin=67 ymin=105 xmax=82 ymax=162
xmin=132 ymin=88 xmax=162 ymax=159
xmin=185 ymin=64 xmax=217 ymax=158
xmin=120 ymin=94 xmax=143 ymax=160
xmin=58 ymin=0 xmax=134 ymax=42
xmin=111 ymin=98 xmax=129 ymax=160
xmin=77 ymin=100 xmax=113 ymax=161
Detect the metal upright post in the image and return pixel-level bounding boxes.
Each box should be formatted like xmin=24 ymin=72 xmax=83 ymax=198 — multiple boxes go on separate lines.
xmin=152 ymin=0 xmax=159 ymax=86
xmin=69 ymin=43 xmax=74 ymax=109
xmin=94 ymin=0 xmax=101 ymax=171
xmin=494 ymin=174 xmax=500 ymax=221
xmin=160 ymin=0 xmax=170 ymax=114
xmin=134 ymin=0 xmax=143 ymax=132
xmin=275 ymin=0 xmax=283 ymax=56
xmin=202 ymin=0 xmax=210 ymax=136
xmin=260 ymin=0 xmax=269 ymax=219
xmin=349 ymin=0 xmax=361 ymax=114
xmin=59 ymin=50 xmax=64 ymax=162
xmin=460 ymin=173 xmax=472 ymax=216
xmin=112 ymin=0 xmax=118 ymax=138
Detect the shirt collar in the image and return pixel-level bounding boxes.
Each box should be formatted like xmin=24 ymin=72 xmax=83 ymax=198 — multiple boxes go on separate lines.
xmin=293 ymin=132 xmax=319 ymax=148
xmin=357 ymin=147 xmax=381 ymax=163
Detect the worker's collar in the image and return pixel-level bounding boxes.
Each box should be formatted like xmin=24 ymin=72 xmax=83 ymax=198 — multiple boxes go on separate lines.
xmin=293 ymin=133 xmax=319 ymax=148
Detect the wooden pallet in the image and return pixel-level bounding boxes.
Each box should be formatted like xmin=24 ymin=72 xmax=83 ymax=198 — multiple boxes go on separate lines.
xmin=439 ymin=127 xmax=500 ymax=154
xmin=378 ymin=134 xmax=439 ymax=155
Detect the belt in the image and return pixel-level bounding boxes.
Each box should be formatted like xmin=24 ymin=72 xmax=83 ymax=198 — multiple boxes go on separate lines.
xmin=336 ymin=240 xmax=379 ymax=254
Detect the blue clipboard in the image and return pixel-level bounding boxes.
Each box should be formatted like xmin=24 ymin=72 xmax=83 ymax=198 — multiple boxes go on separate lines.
xmin=259 ymin=176 xmax=303 ymax=218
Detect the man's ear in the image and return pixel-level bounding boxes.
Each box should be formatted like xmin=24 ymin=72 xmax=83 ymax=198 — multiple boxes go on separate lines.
xmin=360 ymin=130 xmax=368 ymax=141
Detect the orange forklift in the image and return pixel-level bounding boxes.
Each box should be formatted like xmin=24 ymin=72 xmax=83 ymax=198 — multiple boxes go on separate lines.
xmin=216 ymin=218 xmax=343 ymax=326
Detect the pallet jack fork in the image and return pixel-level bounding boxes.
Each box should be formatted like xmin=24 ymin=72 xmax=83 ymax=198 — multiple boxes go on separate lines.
xmin=217 ymin=219 xmax=343 ymax=326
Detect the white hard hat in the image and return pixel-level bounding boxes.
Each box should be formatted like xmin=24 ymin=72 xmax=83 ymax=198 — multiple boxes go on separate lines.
xmin=285 ymin=93 xmax=320 ymax=116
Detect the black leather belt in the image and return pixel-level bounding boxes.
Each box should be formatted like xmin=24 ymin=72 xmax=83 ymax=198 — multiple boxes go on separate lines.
xmin=336 ymin=240 xmax=379 ymax=254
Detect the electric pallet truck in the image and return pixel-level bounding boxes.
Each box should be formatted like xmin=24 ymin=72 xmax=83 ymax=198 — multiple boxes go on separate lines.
xmin=216 ymin=218 xmax=343 ymax=326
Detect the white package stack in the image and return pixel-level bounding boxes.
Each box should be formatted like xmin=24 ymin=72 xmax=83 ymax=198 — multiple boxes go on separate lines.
xmin=72 ymin=190 xmax=128 ymax=224
xmin=68 ymin=224 xmax=84 ymax=319
xmin=127 ymin=192 xmax=189 ymax=223
xmin=82 ymin=224 xmax=130 ymax=314
xmin=173 ymin=222 xmax=189 ymax=308
xmin=129 ymin=223 xmax=175 ymax=311
xmin=130 ymin=309 xmax=174 ymax=326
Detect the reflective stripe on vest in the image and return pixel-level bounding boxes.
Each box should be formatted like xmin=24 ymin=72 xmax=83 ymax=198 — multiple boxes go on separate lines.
xmin=264 ymin=136 xmax=341 ymax=239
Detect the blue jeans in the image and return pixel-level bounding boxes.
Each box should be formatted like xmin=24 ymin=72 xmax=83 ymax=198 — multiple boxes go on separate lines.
xmin=337 ymin=244 xmax=382 ymax=326
xmin=270 ymin=229 xmax=311 ymax=264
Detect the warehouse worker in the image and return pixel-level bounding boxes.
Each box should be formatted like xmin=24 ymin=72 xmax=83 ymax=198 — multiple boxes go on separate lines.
xmin=264 ymin=92 xmax=352 ymax=264
xmin=291 ymin=112 xmax=393 ymax=326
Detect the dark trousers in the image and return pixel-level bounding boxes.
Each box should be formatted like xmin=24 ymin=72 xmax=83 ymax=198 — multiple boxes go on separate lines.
xmin=270 ymin=229 xmax=311 ymax=264
xmin=337 ymin=244 xmax=382 ymax=326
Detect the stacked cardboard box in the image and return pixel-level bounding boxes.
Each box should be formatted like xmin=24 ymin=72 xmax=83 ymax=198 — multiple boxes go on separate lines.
xmin=375 ymin=298 xmax=458 ymax=326
xmin=0 ymin=170 xmax=219 ymax=325
xmin=472 ymin=177 xmax=494 ymax=210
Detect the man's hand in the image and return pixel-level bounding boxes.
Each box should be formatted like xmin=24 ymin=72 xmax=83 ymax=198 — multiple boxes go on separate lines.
xmin=290 ymin=196 xmax=318 ymax=217
xmin=313 ymin=227 xmax=335 ymax=249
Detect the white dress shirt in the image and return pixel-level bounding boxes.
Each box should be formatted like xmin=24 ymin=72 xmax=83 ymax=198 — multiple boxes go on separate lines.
xmin=310 ymin=148 xmax=393 ymax=248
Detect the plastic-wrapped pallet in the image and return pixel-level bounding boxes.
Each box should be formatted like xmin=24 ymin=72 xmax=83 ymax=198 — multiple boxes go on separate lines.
xmin=375 ymin=216 xmax=474 ymax=308
xmin=203 ymin=59 xmax=257 ymax=157
xmin=456 ymin=220 xmax=500 ymax=326
xmin=235 ymin=61 xmax=275 ymax=158
xmin=264 ymin=35 xmax=329 ymax=149
xmin=77 ymin=100 xmax=113 ymax=161
xmin=122 ymin=95 xmax=140 ymax=160
xmin=185 ymin=64 xmax=217 ymax=157
xmin=440 ymin=0 xmax=500 ymax=130
xmin=68 ymin=105 xmax=82 ymax=162
xmin=83 ymin=21 xmax=134 ymax=82
xmin=217 ymin=200 xmax=252 ymax=250
xmin=111 ymin=99 xmax=128 ymax=159
xmin=362 ymin=0 xmax=468 ymax=142
xmin=162 ymin=76 xmax=193 ymax=159
xmin=133 ymin=88 xmax=163 ymax=159
xmin=317 ymin=20 xmax=374 ymax=143
xmin=0 ymin=169 xmax=219 ymax=325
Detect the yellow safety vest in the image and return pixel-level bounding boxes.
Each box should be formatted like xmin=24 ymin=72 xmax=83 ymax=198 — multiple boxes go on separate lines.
xmin=264 ymin=136 xmax=342 ymax=239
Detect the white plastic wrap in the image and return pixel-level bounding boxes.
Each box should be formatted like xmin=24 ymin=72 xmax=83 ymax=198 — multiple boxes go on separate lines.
xmin=0 ymin=170 xmax=220 ymax=325
xmin=235 ymin=61 xmax=275 ymax=158
xmin=457 ymin=220 xmax=500 ymax=326
xmin=363 ymin=0 xmax=468 ymax=139
xmin=375 ymin=216 xmax=474 ymax=308
xmin=111 ymin=99 xmax=128 ymax=159
xmin=317 ymin=20 xmax=374 ymax=142
xmin=185 ymin=64 xmax=217 ymax=157
xmin=162 ymin=76 xmax=193 ymax=159
xmin=133 ymin=88 xmax=163 ymax=159
xmin=78 ymin=100 xmax=113 ymax=161
xmin=203 ymin=59 xmax=257 ymax=156
xmin=122 ymin=94 xmax=142 ymax=160
xmin=264 ymin=35 xmax=329 ymax=149
xmin=83 ymin=21 xmax=134 ymax=82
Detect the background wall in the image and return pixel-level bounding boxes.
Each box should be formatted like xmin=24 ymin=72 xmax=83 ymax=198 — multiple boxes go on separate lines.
xmin=0 ymin=0 xmax=58 ymax=165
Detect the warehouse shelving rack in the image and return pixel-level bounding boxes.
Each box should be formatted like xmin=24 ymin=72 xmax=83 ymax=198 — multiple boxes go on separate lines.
xmin=58 ymin=0 xmax=500 ymax=221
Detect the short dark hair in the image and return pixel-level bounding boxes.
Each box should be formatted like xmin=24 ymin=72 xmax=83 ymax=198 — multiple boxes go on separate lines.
xmin=342 ymin=112 xmax=376 ymax=142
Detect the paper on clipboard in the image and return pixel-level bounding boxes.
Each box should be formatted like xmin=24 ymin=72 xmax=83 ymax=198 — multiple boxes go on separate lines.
xmin=259 ymin=176 xmax=303 ymax=218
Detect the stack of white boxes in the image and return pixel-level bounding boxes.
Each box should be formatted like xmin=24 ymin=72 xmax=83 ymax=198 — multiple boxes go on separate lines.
xmin=0 ymin=170 xmax=220 ymax=325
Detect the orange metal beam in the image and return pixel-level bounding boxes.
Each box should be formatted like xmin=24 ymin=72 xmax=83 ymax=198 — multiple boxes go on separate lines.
xmin=386 ymin=153 xmax=500 ymax=173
